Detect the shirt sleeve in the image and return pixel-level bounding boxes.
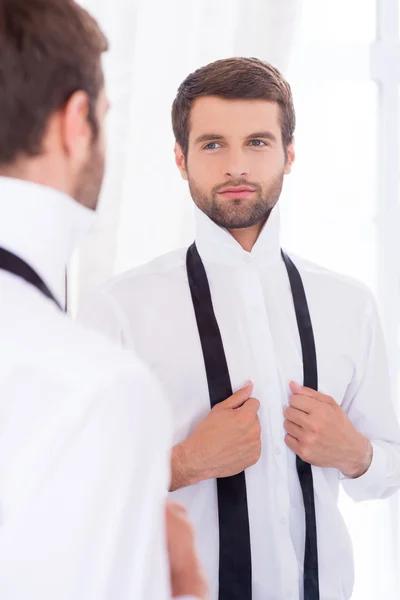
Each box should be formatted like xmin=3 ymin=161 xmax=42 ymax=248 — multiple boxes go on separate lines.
xmin=340 ymin=294 xmax=400 ymax=501
xmin=0 ymin=363 xmax=174 ymax=600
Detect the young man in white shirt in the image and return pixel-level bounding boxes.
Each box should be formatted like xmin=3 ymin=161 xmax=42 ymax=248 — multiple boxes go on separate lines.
xmin=0 ymin=1 xmax=206 ymax=599
xmin=79 ymin=57 xmax=400 ymax=600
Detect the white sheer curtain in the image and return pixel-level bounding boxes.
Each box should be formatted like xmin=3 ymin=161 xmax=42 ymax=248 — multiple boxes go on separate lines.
xmin=73 ymin=1 xmax=400 ymax=599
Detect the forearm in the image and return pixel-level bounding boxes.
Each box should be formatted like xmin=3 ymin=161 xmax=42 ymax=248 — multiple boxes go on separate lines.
xmin=340 ymin=433 xmax=373 ymax=479
xmin=169 ymin=442 xmax=210 ymax=492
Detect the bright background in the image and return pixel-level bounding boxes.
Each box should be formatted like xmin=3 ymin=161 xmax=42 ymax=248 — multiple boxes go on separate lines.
xmin=73 ymin=2 xmax=400 ymax=597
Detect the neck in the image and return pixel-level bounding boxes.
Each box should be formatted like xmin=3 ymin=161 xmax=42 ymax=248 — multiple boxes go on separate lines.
xmin=0 ymin=157 xmax=70 ymax=199
xmin=228 ymin=220 xmax=265 ymax=252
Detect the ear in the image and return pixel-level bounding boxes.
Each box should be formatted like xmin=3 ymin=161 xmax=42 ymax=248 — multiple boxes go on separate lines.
xmin=284 ymin=140 xmax=295 ymax=175
xmin=174 ymin=143 xmax=188 ymax=181
xmin=61 ymin=91 xmax=93 ymax=166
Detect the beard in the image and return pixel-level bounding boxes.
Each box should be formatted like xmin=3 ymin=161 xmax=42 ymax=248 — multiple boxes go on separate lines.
xmin=73 ymin=140 xmax=105 ymax=211
xmin=189 ymin=172 xmax=285 ymax=230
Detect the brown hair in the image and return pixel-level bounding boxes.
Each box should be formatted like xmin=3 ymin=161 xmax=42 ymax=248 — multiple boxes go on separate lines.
xmin=0 ymin=0 xmax=108 ymax=166
xmin=172 ymin=57 xmax=295 ymax=157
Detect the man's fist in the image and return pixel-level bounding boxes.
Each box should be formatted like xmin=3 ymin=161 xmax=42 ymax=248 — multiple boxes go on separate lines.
xmin=284 ymin=381 xmax=372 ymax=477
xmin=170 ymin=382 xmax=262 ymax=491
xmin=185 ymin=381 xmax=262 ymax=480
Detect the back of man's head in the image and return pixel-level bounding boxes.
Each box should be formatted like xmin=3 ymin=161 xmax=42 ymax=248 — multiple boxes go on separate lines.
xmin=0 ymin=0 xmax=108 ymax=189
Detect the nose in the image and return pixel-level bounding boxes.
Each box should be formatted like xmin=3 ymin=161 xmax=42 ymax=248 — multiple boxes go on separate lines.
xmin=224 ymin=148 xmax=249 ymax=179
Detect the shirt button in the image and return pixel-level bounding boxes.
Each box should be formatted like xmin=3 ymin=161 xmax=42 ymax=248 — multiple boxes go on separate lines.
xmin=244 ymin=255 xmax=252 ymax=263
xmin=274 ymin=447 xmax=281 ymax=456
xmin=280 ymin=517 xmax=286 ymax=525
xmin=285 ymin=592 xmax=293 ymax=599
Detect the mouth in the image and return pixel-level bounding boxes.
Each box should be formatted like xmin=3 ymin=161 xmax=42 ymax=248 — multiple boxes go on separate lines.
xmin=217 ymin=186 xmax=256 ymax=199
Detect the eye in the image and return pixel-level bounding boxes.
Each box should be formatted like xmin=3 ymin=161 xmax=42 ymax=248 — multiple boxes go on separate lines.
xmin=203 ymin=142 xmax=222 ymax=150
xmin=248 ymin=139 xmax=268 ymax=147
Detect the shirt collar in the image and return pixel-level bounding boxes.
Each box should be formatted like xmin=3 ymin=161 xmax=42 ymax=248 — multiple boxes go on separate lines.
xmin=0 ymin=177 xmax=95 ymax=307
xmin=194 ymin=204 xmax=282 ymax=269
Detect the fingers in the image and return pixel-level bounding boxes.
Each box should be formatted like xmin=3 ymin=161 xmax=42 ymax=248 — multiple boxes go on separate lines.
xmin=284 ymin=405 xmax=309 ymax=428
xmin=284 ymin=433 xmax=301 ymax=455
xmin=238 ymin=397 xmax=260 ymax=413
xmin=289 ymin=381 xmax=336 ymax=405
xmin=283 ymin=419 xmax=303 ymax=441
xmin=288 ymin=394 xmax=314 ymax=414
xmin=222 ymin=381 xmax=253 ymax=409
xmin=166 ymin=500 xmax=188 ymax=517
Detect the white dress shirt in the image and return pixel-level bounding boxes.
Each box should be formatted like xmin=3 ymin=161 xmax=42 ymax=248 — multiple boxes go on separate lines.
xmin=79 ymin=204 xmax=400 ymax=600
xmin=0 ymin=177 xmax=196 ymax=600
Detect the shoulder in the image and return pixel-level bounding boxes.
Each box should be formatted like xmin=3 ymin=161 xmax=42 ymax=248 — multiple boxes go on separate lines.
xmin=14 ymin=300 xmax=161 ymax=397
xmin=286 ymin=252 xmax=376 ymax=313
xmin=102 ymin=248 xmax=187 ymax=293
xmin=81 ymin=248 xmax=189 ymax=316
xmin=1 ymin=290 xmax=168 ymax=422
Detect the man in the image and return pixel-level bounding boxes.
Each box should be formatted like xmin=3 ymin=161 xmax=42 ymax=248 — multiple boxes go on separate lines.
xmin=79 ymin=57 xmax=400 ymax=600
xmin=0 ymin=1 xmax=206 ymax=599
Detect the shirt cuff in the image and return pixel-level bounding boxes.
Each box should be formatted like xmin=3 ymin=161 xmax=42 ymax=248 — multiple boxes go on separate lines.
xmin=340 ymin=442 xmax=387 ymax=502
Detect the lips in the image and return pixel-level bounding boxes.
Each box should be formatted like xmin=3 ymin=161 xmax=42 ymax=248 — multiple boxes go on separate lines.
xmin=218 ymin=186 xmax=256 ymax=199
xmin=219 ymin=186 xmax=255 ymax=194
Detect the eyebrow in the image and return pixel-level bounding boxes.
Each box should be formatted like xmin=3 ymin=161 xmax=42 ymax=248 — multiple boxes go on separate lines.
xmin=246 ymin=131 xmax=277 ymax=143
xmin=194 ymin=134 xmax=225 ymax=145
xmin=194 ymin=131 xmax=278 ymax=145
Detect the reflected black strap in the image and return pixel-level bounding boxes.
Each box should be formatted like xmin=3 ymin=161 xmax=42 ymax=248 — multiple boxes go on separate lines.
xmin=187 ymin=243 xmax=320 ymax=600
xmin=187 ymin=243 xmax=252 ymax=600
xmin=281 ymin=250 xmax=319 ymax=600
xmin=0 ymin=247 xmax=63 ymax=311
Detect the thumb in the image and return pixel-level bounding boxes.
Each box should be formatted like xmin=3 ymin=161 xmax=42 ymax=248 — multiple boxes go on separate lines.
xmin=221 ymin=381 xmax=253 ymax=409
xmin=289 ymin=381 xmax=336 ymax=405
xmin=289 ymin=381 xmax=308 ymax=396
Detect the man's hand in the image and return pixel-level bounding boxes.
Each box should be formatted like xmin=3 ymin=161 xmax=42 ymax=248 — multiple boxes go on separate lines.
xmin=170 ymin=381 xmax=261 ymax=491
xmin=166 ymin=501 xmax=208 ymax=599
xmin=284 ymin=382 xmax=372 ymax=478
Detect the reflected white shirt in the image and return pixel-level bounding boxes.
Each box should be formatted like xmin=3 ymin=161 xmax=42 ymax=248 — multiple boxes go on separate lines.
xmin=0 ymin=177 xmax=194 ymax=600
xmin=79 ymin=204 xmax=400 ymax=600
